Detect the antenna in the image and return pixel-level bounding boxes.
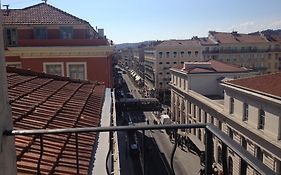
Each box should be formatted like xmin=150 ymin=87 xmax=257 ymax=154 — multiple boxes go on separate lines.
xmin=2 ymin=5 xmax=9 ymax=10
xmin=2 ymin=5 xmax=10 ymax=16
xmin=42 ymin=0 xmax=47 ymax=3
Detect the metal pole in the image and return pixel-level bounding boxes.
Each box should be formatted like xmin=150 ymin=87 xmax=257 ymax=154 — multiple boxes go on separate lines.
xmin=205 ymin=129 xmax=213 ymax=175
xmin=142 ymin=129 xmax=145 ymax=175
xmin=75 ymin=133 xmax=79 ymax=175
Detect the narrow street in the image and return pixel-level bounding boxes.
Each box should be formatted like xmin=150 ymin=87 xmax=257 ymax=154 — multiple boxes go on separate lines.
xmin=119 ymin=73 xmax=203 ymax=175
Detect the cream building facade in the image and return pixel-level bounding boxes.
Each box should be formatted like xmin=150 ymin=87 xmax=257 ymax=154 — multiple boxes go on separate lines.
xmin=144 ymin=40 xmax=202 ymax=101
xmin=200 ymin=31 xmax=281 ymax=74
xmin=170 ymin=62 xmax=281 ymax=175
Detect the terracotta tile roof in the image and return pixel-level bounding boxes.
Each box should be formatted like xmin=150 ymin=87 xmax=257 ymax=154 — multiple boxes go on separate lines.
xmin=209 ymin=31 xmax=267 ymax=44
xmin=6 ymin=67 xmax=106 ymax=174
xmin=225 ymin=72 xmax=281 ymax=98
xmin=178 ymin=60 xmax=251 ymax=73
xmin=156 ymin=39 xmax=200 ymax=47
xmin=2 ymin=3 xmax=91 ymax=26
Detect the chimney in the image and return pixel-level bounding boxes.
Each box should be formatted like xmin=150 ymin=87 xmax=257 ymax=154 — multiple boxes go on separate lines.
xmin=98 ymin=29 xmax=104 ymax=39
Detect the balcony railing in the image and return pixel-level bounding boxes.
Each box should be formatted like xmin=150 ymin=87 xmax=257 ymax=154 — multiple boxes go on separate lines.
xmin=16 ymin=39 xmax=109 ymax=47
xmin=4 ymin=123 xmax=276 ymax=175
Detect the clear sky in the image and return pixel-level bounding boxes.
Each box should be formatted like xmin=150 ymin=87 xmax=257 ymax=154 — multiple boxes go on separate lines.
xmin=2 ymin=0 xmax=281 ymax=44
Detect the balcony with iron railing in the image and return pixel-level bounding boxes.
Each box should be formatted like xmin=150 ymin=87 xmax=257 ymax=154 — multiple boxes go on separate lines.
xmin=3 ymin=123 xmax=277 ymax=175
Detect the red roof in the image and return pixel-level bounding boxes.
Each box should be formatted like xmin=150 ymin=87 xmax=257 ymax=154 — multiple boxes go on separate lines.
xmin=210 ymin=31 xmax=267 ymax=44
xmin=225 ymin=72 xmax=281 ymax=98
xmin=3 ymin=3 xmax=91 ymax=26
xmin=7 ymin=67 xmax=105 ymax=174
xmin=179 ymin=60 xmax=251 ymax=73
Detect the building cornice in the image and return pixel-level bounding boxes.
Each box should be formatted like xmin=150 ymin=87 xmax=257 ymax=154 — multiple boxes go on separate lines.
xmin=5 ymin=46 xmax=113 ymax=58
xmin=170 ymin=83 xmax=281 ymax=159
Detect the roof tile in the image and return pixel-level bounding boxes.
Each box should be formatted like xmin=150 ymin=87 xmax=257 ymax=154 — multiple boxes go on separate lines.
xmin=6 ymin=67 xmax=105 ymax=174
xmin=3 ymin=3 xmax=90 ymax=26
xmin=225 ymin=72 xmax=281 ymax=98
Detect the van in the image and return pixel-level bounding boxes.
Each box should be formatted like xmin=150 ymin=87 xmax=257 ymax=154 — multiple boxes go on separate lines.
xmin=160 ymin=115 xmax=171 ymax=125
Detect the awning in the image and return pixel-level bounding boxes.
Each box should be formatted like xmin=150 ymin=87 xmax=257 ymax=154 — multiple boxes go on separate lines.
xmin=187 ymin=134 xmax=205 ymax=152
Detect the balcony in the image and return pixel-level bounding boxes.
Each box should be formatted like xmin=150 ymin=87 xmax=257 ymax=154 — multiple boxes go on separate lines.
xmin=4 ymin=124 xmax=276 ymax=175
xmin=16 ymin=39 xmax=109 ymax=47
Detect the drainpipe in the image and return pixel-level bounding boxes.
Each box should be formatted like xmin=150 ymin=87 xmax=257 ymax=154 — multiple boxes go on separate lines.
xmin=0 ymin=5 xmax=17 ymax=175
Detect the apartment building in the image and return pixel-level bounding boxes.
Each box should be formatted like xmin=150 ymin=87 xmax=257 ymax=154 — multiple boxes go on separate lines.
xmin=144 ymin=39 xmax=202 ymax=102
xmin=200 ymin=31 xmax=281 ymax=74
xmin=170 ymin=62 xmax=281 ymax=174
xmin=2 ymin=2 xmax=114 ymax=87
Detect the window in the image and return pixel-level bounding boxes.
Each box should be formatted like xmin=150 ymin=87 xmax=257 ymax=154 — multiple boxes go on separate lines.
xmin=195 ymin=51 xmax=199 ymax=56
xmin=159 ymin=72 xmax=163 ymax=75
xmin=241 ymin=136 xmax=247 ymax=149
xmin=180 ymin=51 xmax=184 ymax=57
xmin=198 ymin=129 xmax=201 ymax=140
xmin=211 ymin=116 xmax=214 ymax=124
xmin=256 ymin=146 xmax=263 ymax=162
xmin=159 ymin=52 xmax=163 ymax=58
xmin=198 ymin=109 xmax=201 ymax=122
xmin=228 ymin=127 xmax=233 ymax=139
xmin=34 ymin=27 xmax=47 ymax=39
xmin=243 ymin=103 xmax=249 ymax=121
xmin=258 ymin=109 xmax=265 ymax=129
xmin=193 ymin=105 xmax=196 ymax=118
xmin=188 ymin=102 xmax=192 ymax=115
xmin=181 ymin=61 xmax=184 ymax=64
xmin=4 ymin=28 xmax=17 ymax=46
xmin=44 ymin=63 xmax=64 ymax=76
xmin=173 ymin=52 xmax=177 ymax=58
xmin=204 ymin=112 xmax=208 ymax=123
xmin=6 ymin=62 xmax=21 ymax=68
xmin=166 ymin=52 xmax=170 ymax=58
xmin=166 ymin=62 xmax=170 ymax=64
xmin=218 ymin=120 xmax=222 ymax=130
xmin=67 ymin=62 xmax=87 ymax=80
xmin=60 ymin=26 xmax=73 ymax=39
xmin=217 ymin=147 xmax=222 ymax=164
xmin=230 ymin=97 xmax=234 ymax=114
xmin=159 ymin=62 xmax=163 ymax=64
xmin=187 ymin=51 xmax=191 ymax=56
xmin=228 ymin=156 xmax=233 ymax=175
xmin=173 ymin=62 xmax=177 ymax=64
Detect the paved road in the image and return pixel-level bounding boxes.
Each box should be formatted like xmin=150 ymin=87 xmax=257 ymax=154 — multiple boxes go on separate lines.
xmin=122 ymin=73 xmax=203 ymax=175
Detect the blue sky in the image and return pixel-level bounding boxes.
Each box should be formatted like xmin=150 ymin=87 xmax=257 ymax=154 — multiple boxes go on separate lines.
xmin=2 ymin=0 xmax=281 ymax=44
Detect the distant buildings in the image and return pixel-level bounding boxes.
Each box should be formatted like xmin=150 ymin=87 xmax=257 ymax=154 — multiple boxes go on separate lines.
xmin=143 ymin=31 xmax=281 ymax=103
xmin=144 ymin=40 xmax=202 ymax=102
xmin=2 ymin=3 xmax=114 ymax=87
xmin=200 ymin=31 xmax=281 ymax=74
xmin=170 ymin=62 xmax=281 ymax=174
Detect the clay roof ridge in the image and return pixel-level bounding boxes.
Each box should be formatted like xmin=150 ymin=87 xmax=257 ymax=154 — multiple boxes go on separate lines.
xmin=22 ymin=3 xmax=91 ymax=26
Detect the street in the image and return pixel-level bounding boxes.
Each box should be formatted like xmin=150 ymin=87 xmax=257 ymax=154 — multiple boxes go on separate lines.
xmin=116 ymin=72 xmax=202 ymax=175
